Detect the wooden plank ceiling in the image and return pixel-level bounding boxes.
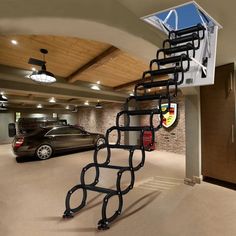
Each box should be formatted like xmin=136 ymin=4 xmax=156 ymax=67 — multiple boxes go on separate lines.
xmin=0 ymin=35 xmax=148 ymax=87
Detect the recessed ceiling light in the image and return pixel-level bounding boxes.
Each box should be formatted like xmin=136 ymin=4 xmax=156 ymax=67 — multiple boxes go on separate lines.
xmin=11 ymin=39 xmax=18 ymax=45
xmin=25 ymin=74 xmax=31 ymax=79
xmin=148 ymin=89 xmax=151 ymax=92
xmin=96 ymin=81 xmax=100 ymax=84
xmin=37 ymin=104 xmax=42 ymax=109
xmin=32 ymin=67 xmax=36 ymax=71
xmin=49 ymin=97 xmax=56 ymax=103
xmin=91 ymin=85 xmax=100 ymax=90
xmin=84 ymin=101 xmax=89 ymax=106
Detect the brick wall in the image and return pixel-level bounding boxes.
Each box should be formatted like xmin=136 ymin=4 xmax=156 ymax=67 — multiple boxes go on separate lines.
xmin=77 ymin=103 xmax=124 ymax=143
xmin=77 ymin=95 xmax=186 ymax=154
xmin=139 ymin=92 xmax=186 ymax=154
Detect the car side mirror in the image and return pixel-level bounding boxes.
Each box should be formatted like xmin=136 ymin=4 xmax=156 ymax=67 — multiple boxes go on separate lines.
xmin=8 ymin=123 xmax=16 ymax=137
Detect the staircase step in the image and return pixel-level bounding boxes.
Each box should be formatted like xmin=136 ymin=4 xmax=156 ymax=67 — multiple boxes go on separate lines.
xmin=150 ymin=54 xmax=189 ymax=67
xmin=130 ymin=93 xmax=169 ymax=101
xmin=108 ymin=144 xmax=142 ymax=150
xmin=171 ymin=23 xmax=205 ymax=37
xmin=163 ymin=43 xmax=194 ymax=55
xmin=167 ymin=33 xmax=199 ymax=45
xmin=118 ymin=109 xmax=160 ymax=116
xmin=84 ymin=185 xmax=117 ymax=194
xmin=143 ymin=66 xmax=182 ymax=79
xmin=136 ymin=79 xmax=176 ymax=89
xmin=99 ymin=164 xmax=129 ymax=170
xmin=115 ymin=126 xmax=152 ymax=131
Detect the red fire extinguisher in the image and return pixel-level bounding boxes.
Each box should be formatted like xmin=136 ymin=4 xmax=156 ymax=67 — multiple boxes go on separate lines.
xmin=142 ymin=131 xmax=155 ymax=151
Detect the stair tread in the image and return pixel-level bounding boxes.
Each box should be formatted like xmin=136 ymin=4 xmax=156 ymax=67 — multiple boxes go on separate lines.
xmin=137 ymin=79 xmax=176 ymax=89
xmin=143 ymin=66 xmax=183 ymax=78
xmin=168 ymin=33 xmax=199 ymax=45
xmin=119 ymin=109 xmax=160 ymax=116
xmin=98 ymin=164 xmax=130 ymax=170
xmin=131 ymin=93 xmax=168 ymax=101
xmin=163 ymin=43 xmax=194 ymax=55
xmin=113 ymin=125 xmax=153 ymax=131
xmin=153 ymin=54 xmax=189 ymax=66
xmin=84 ymin=185 xmax=117 ymax=194
xmin=108 ymin=144 xmax=142 ymax=149
xmin=172 ymin=24 xmax=205 ymax=36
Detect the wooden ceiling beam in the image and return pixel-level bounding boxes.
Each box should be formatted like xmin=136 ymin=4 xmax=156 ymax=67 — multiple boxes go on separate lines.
xmin=67 ymin=98 xmax=77 ymax=102
xmin=67 ymin=46 xmax=121 ymax=83
xmin=28 ymin=94 xmax=34 ymax=100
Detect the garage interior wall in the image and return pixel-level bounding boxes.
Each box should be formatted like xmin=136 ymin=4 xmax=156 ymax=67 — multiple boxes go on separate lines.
xmin=77 ymin=103 xmax=124 ymax=143
xmin=16 ymin=109 xmax=78 ymax=125
xmin=78 ymin=96 xmax=186 ymax=154
xmin=0 ymin=111 xmax=14 ymax=144
xmin=141 ymin=92 xmax=186 ymax=155
xmin=0 ymin=109 xmax=78 ymax=144
xmin=140 ymin=92 xmax=186 ymax=154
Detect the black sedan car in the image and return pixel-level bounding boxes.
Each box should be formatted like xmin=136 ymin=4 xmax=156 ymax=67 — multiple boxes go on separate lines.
xmin=12 ymin=125 xmax=105 ymax=160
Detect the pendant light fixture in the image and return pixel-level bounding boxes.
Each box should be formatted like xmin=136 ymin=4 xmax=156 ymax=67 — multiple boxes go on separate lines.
xmin=0 ymin=94 xmax=8 ymax=102
xmin=29 ymin=49 xmax=56 ymax=84
xmin=0 ymin=103 xmax=7 ymax=110
xmin=95 ymin=101 xmax=102 ymax=109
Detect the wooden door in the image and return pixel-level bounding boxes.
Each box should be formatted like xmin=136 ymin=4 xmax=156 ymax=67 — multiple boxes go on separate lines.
xmin=201 ymin=63 xmax=236 ymax=184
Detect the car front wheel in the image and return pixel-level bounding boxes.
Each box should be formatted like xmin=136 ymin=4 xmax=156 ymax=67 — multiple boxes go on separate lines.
xmin=36 ymin=144 xmax=53 ymax=160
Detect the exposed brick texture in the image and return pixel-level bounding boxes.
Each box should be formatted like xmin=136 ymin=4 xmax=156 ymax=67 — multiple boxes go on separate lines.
xmin=77 ymin=103 xmax=124 ymax=143
xmin=140 ymin=92 xmax=186 ymax=154
xmin=77 ymin=94 xmax=186 ymax=154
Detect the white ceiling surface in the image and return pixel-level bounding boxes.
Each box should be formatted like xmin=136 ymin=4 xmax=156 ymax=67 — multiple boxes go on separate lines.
xmin=0 ymin=0 xmax=235 ymax=66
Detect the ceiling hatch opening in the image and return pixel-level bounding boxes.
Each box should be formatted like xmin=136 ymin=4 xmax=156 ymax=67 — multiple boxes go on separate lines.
xmin=141 ymin=1 xmax=222 ymax=88
xmin=141 ymin=1 xmax=222 ymax=34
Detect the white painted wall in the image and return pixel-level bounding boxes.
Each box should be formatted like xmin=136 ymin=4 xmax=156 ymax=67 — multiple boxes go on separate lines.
xmin=184 ymin=88 xmax=202 ymax=184
xmin=59 ymin=113 xmax=77 ymax=125
xmin=0 ymin=112 xmax=15 ymax=144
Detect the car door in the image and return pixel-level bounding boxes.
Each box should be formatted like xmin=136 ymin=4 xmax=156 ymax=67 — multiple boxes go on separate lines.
xmin=69 ymin=127 xmax=94 ymax=148
xmin=46 ymin=127 xmax=75 ymax=150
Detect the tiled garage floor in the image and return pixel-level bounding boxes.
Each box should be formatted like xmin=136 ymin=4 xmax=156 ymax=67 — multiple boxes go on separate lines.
xmin=0 ymin=144 xmax=235 ymax=236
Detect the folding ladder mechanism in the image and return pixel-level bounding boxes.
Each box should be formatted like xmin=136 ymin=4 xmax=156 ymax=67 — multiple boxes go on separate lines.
xmin=63 ymin=24 xmax=206 ymax=229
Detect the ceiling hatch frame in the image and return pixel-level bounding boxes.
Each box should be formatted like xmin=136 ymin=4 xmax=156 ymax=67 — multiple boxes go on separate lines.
xmin=141 ymin=1 xmax=223 ymax=88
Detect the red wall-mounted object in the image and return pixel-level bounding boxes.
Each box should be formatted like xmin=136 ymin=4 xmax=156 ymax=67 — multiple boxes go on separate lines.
xmin=142 ymin=131 xmax=155 ymax=151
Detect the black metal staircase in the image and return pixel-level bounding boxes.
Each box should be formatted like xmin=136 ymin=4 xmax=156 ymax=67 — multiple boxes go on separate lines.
xmin=62 ymin=23 xmax=206 ymax=230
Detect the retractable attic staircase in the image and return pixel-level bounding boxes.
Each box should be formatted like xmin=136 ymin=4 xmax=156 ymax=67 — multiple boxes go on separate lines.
xmin=62 ymin=23 xmax=207 ymax=230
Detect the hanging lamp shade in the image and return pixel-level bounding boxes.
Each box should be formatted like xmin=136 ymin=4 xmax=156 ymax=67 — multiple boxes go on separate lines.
xmin=30 ymin=64 xmax=56 ymax=84
xmin=0 ymin=103 xmax=7 ymax=110
xmin=0 ymin=94 xmax=8 ymax=102
xmin=95 ymin=102 xmax=102 ymax=109
xmin=29 ymin=49 xmax=56 ymax=84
